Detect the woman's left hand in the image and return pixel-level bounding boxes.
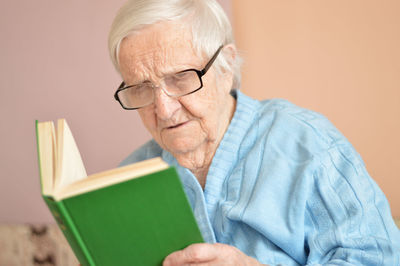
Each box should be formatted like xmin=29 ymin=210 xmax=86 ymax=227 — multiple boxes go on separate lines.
xmin=163 ymin=243 xmax=267 ymax=266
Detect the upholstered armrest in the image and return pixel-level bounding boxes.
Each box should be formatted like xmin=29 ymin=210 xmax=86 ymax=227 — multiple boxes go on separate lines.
xmin=0 ymin=223 xmax=78 ymax=265
xmin=1 ymin=220 xmax=399 ymax=265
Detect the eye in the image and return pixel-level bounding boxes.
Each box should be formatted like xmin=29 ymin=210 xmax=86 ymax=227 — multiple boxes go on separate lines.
xmin=173 ymin=71 xmax=191 ymax=80
xmin=126 ymin=83 xmax=150 ymax=96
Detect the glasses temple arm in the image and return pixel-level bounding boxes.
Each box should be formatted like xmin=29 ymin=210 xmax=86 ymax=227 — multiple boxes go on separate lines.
xmin=200 ymin=45 xmax=224 ymax=75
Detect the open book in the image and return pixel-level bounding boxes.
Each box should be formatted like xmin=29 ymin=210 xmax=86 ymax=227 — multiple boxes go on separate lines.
xmin=35 ymin=119 xmax=203 ymax=266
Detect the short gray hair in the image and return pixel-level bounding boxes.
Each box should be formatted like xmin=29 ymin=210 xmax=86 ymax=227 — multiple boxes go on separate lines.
xmin=108 ymin=0 xmax=242 ymax=89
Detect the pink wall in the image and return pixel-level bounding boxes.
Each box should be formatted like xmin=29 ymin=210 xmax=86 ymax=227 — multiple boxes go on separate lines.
xmin=0 ymin=1 xmax=230 ymax=223
xmin=232 ymin=0 xmax=400 ymax=217
xmin=0 ymin=0 xmax=147 ymax=223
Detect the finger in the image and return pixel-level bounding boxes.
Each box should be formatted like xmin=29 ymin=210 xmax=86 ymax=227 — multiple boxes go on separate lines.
xmin=163 ymin=243 xmax=218 ymax=265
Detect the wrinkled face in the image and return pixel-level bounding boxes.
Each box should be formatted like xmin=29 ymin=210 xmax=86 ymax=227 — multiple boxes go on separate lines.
xmin=118 ymin=22 xmax=234 ymax=159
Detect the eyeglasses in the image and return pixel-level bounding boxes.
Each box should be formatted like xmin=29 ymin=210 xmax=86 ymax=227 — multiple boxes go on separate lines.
xmin=114 ymin=45 xmax=224 ymax=110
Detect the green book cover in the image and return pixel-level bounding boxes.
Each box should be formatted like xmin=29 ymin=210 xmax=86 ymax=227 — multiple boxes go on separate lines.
xmin=35 ymin=119 xmax=204 ymax=266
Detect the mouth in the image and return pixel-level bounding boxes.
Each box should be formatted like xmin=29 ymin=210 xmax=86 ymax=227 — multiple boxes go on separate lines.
xmin=166 ymin=121 xmax=188 ymax=130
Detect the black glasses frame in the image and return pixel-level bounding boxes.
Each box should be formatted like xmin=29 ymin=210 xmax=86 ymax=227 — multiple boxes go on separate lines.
xmin=114 ymin=45 xmax=224 ymax=110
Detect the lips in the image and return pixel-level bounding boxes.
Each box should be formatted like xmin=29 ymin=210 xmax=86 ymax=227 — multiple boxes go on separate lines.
xmin=166 ymin=121 xmax=188 ymax=129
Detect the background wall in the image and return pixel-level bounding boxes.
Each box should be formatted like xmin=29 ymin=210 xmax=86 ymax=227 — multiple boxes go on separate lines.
xmin=0 ymin=0 xmax=139 ymax=223
xmin=232 ymin=0 xmax=399 ymax=217
xmin=0 ymin=0 xmax=398 ymax=224
xmin=0 ymin=0 xmax=230 ymax=223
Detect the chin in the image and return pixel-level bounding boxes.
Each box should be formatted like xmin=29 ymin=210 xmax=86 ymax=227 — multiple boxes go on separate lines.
xmin=164 ymin=137 xmax=202 ymax=155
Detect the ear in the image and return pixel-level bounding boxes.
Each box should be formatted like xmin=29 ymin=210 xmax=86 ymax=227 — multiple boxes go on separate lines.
xmin=222 ymin=44 xmax=237 ymax=70
xmin=219 ymin=44 xmax=237 ymax=92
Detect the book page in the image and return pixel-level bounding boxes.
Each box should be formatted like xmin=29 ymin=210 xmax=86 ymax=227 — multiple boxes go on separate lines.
xmin=54 ymin=119 xmax=87 ymax=190
xmin=37 ymin=121 xmax=56 ymax=196
xmin=55 ymin=157 xmax=168 ymax=200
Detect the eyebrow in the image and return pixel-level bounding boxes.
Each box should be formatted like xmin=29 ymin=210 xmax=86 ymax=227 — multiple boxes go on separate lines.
xmin=162 ymin=64 xmax=199 ymax=75
xmin=129 ymin=64 xmax=199 ymax=86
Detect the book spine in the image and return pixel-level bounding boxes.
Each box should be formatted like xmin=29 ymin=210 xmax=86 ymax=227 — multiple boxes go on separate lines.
xmin=44 ymin=197 xmax=96 ymax=266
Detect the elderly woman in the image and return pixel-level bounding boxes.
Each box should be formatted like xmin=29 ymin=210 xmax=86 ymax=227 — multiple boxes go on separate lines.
xmin=108 ymin=0 xmax=400 ymax=265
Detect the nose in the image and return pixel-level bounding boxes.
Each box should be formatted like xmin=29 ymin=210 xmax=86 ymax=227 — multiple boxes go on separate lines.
xmin=152 ymin=85 xmax=181 ymax=120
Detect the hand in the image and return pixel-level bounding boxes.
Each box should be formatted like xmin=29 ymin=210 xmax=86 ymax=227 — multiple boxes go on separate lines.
xmin=163 ymin=243 xmax=267 ymax=266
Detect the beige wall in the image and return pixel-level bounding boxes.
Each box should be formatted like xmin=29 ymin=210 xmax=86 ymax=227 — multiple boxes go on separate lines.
xmin=232 ymin=0 xmax=400 ymax=217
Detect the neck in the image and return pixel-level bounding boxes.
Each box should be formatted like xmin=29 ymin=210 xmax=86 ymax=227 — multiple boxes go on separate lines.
xmin=175 ymin=140 xmax=217 ymax=188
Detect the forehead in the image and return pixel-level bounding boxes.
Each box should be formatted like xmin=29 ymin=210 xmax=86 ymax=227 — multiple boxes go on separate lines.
xmin=118 ymin=21 xmax=202 ymax=81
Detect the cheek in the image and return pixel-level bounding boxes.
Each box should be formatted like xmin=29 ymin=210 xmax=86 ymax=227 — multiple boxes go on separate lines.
xmin=180 ymin=84 xmax=220 ymax=118
xmin=179 ymin=95 xmax=221 ymax=138
xmin=179 ymin=96 xmax=213 ymax=121
xmin=138 ymin=108 xmax=157 ymax=132
xmin=179 ymin=74 xmax=226 ymax=127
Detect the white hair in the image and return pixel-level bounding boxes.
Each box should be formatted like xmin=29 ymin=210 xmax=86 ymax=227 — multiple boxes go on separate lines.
xmin=108 ymin=0 xmax=242 ymax=89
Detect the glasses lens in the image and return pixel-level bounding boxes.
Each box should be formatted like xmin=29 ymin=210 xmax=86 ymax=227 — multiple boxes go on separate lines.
xmin=163 ymin=70 xmax=201 ymax=96
xmin=118 ymin=83 xmax=153 ymax=109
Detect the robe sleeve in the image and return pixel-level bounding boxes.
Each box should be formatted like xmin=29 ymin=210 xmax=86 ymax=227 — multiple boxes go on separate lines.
xmin=304 ymin=144 xmax=400 ymax=265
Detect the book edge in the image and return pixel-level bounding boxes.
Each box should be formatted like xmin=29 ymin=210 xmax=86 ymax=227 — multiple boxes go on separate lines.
xmin=35 ymin=120 xmax=44 ymax=194
xmin=36 ymin=120 xmax=56 ymax=197
xmin=54 ymin=157 xmax=169 ymax=200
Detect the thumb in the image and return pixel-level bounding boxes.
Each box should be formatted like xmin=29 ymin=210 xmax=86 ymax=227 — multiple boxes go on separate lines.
xmin=163 ymin=243 xmax=218 ymax=265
